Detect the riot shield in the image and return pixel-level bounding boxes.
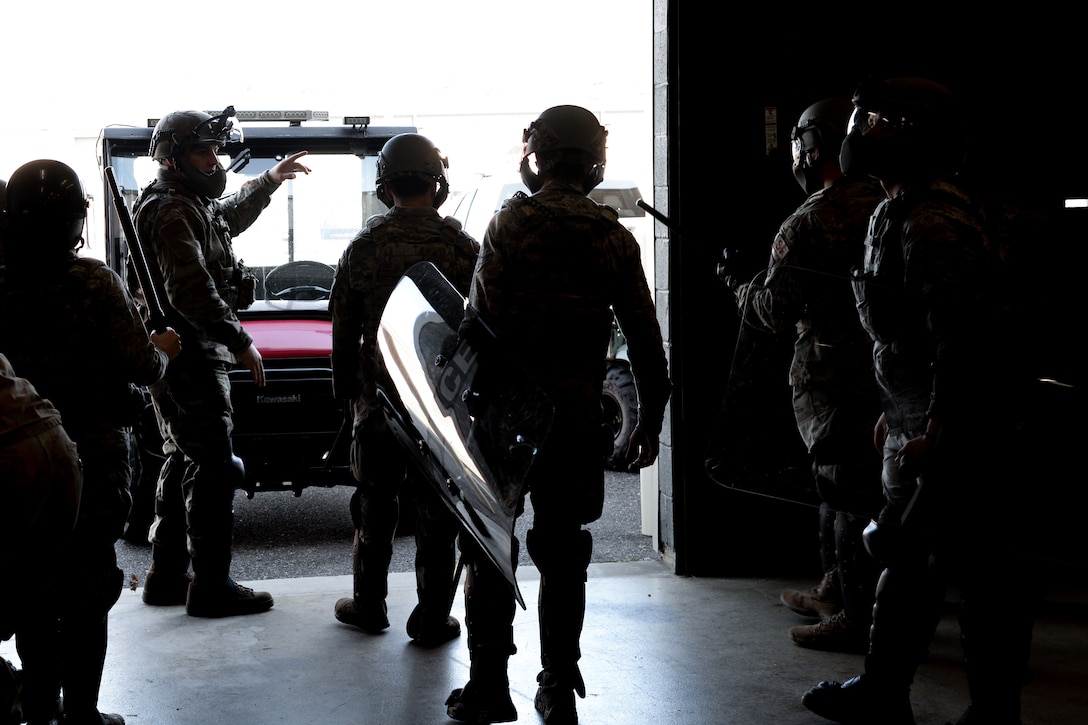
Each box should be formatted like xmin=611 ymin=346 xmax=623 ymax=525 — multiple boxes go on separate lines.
xmin=377 ymin=261 xmax=553 ymax=608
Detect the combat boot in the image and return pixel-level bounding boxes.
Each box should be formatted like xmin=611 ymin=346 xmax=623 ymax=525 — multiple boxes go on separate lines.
xmin=185 ymin=577 xmax=273 ymax=618
xmin=781 ymin=568 xmax=842 ymax=619
xmin=141 ymin=563 xmax=193 ymax=606
xmin=406 ymin=604 xmax=460 ymax=646
xmin=446 ymin=651 xmax=516 ymax=724
xmin=802 ymin=674 xmax=914 ymax=724
xmin=534 ymin=666 xmax=585 ymax=725
xmin=407 ymin=496 xmax=460 ymax=646
xmin=789 ymin=610 xmax=870 ymax=654
xmin=333 ymin=523 xmax=393 ymax=632
xmin=333 ymin=597 xmax=389 ymax=633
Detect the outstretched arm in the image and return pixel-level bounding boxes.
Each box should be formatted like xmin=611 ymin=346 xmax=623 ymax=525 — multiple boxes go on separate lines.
xmin=269 ymin=151 xmax=311 ymax=183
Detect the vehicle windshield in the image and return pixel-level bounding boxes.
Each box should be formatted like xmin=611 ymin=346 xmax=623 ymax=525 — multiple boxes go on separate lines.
xmin=122 ymin=151 xmax=383 ymax=309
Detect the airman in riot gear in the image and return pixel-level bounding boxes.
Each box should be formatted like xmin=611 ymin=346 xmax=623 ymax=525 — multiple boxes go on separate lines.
xmin=133 ymin=109 xmax=310 ymax=618
xmin=0 ymin=159 xmax=180 ymax=725
xmin=149 ymin=108 xmax=241 ymax=198
xmin=802 ymin=78 xmax=1038 ymax=725
xmin=791 ymin=98 xmax=854 ymax=194
xmin=329 ymin=132 xmax=478 ymax=647
xmin=1 ymin=352 xmax=82 ymax=725
xmin=731 ymin=99 xmax=886 ymax=654
xmin=376 ymin=132 xmax=451 ymax=209
xmin=2 ymin=159 xmax=89 ymax=269
xmin=519 ymin=104 xmax=607 ymax=194
xmin=445 ymin=105 xmax=671 ymax=725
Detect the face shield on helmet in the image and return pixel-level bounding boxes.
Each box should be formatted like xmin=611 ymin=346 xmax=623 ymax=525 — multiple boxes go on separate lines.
xmin=375 ymin=133 xmax=450 ymax=209
xmin=838 ymin=77 xmax=959 ymax=183
xmin=520 ymin=105 xmax=607 ymax=194
xmin=3 ymin=159 xmax=88 ymax=267
xmin=790 ymin=98 xmax=853 ymax=194
xmin=150 ymin=106 xmax=242 ymax=198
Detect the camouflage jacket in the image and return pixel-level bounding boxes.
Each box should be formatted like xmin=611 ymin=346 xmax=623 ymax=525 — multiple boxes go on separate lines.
xmin=330 ymin=206 xmax=480 ymax=416
xmin=853 ymin=178 xmax=1010 ymax=432
xmin=469 ymin=179 xmax=671 ymax=435
xmin=0 ymin=352 xmax=64 ymax=446
xmin=735 ymin=176 xmax=885 ymax=451
xmin=0 ymin=254 xmax=169 ymax=436
xmin=133 ymin=168 xmax=280 ymax=364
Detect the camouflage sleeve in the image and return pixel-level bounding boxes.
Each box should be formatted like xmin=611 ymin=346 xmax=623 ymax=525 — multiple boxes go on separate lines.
xmin=902 ymin=200 xmax=989 ymax=422
xmin=467 ymin=215 xmax=502 ymax=320
xmin=92 ymin=264 xmax=170 ymax=387
xmin=738 ymin=206 xmax=816 ymax=334
xmin=448 ymin=230 xmax=482 ymax=298
xmin=609 ymin=226 xmax=671 ymax=436
xmin=329 ymin=236 xmax=371 ymax=403
xmin=215 ymin=171 xmax=279 ymax=237
xmin=140 ymin=197 xmax=252 ymax=354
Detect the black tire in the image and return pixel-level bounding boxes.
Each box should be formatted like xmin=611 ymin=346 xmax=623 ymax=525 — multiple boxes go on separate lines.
xmin=602 ymin=361 xmax=639 ymax=471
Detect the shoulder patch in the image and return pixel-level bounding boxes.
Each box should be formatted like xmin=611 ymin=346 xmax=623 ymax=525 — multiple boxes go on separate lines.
xmin=365 ymin=214 xmax=386 ymax=230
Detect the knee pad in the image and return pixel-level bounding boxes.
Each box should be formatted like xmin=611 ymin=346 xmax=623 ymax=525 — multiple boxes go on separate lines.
xmin=219 ymin=454 xmax=246 ymax=489
xmin=192 ymin=454 xmax=246 ymax=491
xmin=527 ymin=528 xmax=592 ymax=577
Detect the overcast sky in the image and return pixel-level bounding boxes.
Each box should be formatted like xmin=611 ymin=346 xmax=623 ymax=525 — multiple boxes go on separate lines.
xmin=4 ymin=1 xmax=652 ymax=190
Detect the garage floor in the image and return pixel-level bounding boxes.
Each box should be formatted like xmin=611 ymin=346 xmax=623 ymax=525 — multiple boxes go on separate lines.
xmin=3 ymin=561 xmax=1086 ymax=725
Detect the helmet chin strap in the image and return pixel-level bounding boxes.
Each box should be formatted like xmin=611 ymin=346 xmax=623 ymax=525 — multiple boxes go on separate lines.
xmin=520 ymin=156 xmax=543 ymax=193
xmin=172 ymin=156 xmax=228 ymax=198
xmin=520 ymin=156 xmax=604 ymax=195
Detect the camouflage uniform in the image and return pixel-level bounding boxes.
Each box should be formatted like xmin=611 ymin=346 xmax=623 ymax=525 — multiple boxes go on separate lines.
xmin=133 ymin=168 xmax=278 ymax=588
xmin=850 ymin=178 xmax=1033 ymax=718
xmin=734 ymin=175 xmax=886 ymax=641
xmin=0 ymin=253 xmax=169 ymax=723
xmin=463 ymin=179 xmax=670 ymax=706
xmin=330 ymin=205 xmax=479 ymax=632
xmin=0 ymin=353 xmax=82 ymax=642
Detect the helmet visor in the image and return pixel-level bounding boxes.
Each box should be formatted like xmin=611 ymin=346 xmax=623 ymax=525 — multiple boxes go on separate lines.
xmin=791 ymin=125 xmax=819 ymax=168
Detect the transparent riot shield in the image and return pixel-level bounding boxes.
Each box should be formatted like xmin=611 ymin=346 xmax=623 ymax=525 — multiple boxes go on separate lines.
xmin=378 ymin=261 xmax=553 ymax=608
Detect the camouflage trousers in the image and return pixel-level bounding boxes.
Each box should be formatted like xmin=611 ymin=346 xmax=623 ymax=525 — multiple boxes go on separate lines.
xmin=147 ymin=358 xmax=237 ymax=565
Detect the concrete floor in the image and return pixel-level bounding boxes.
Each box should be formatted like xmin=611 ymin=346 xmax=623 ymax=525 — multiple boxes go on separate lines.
xmin=3 ymin=561 xmax=1086 ymax=725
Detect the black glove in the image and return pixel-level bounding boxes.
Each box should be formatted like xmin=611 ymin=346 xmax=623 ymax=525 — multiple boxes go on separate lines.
xmin=717 ymin=247 xmax=737 ymax=289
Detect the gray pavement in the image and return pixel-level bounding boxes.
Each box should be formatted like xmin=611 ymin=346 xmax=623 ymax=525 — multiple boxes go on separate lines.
xmin=115 ymin=469 xmax=657 ymax=584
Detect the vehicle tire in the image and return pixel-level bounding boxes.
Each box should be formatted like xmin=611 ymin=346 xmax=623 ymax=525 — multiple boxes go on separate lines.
xmin=602 ymin=361 xmax=639 ymax=471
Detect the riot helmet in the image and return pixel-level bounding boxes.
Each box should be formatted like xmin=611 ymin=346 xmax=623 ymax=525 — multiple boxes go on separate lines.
xmin=375 ymin=133 xmax=450 ymax=209
xmin=791 ymin=98 xmax=853 ymax=194
xmin=520 ymin=105 xmax=607 ymax=194
xmin=149 ymin=106 xmax=241 ymax=198
xmin=3 ymin=159 xmax=88 ymax=263
xmin=839 ymin=76 xmax=961 ymax=183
